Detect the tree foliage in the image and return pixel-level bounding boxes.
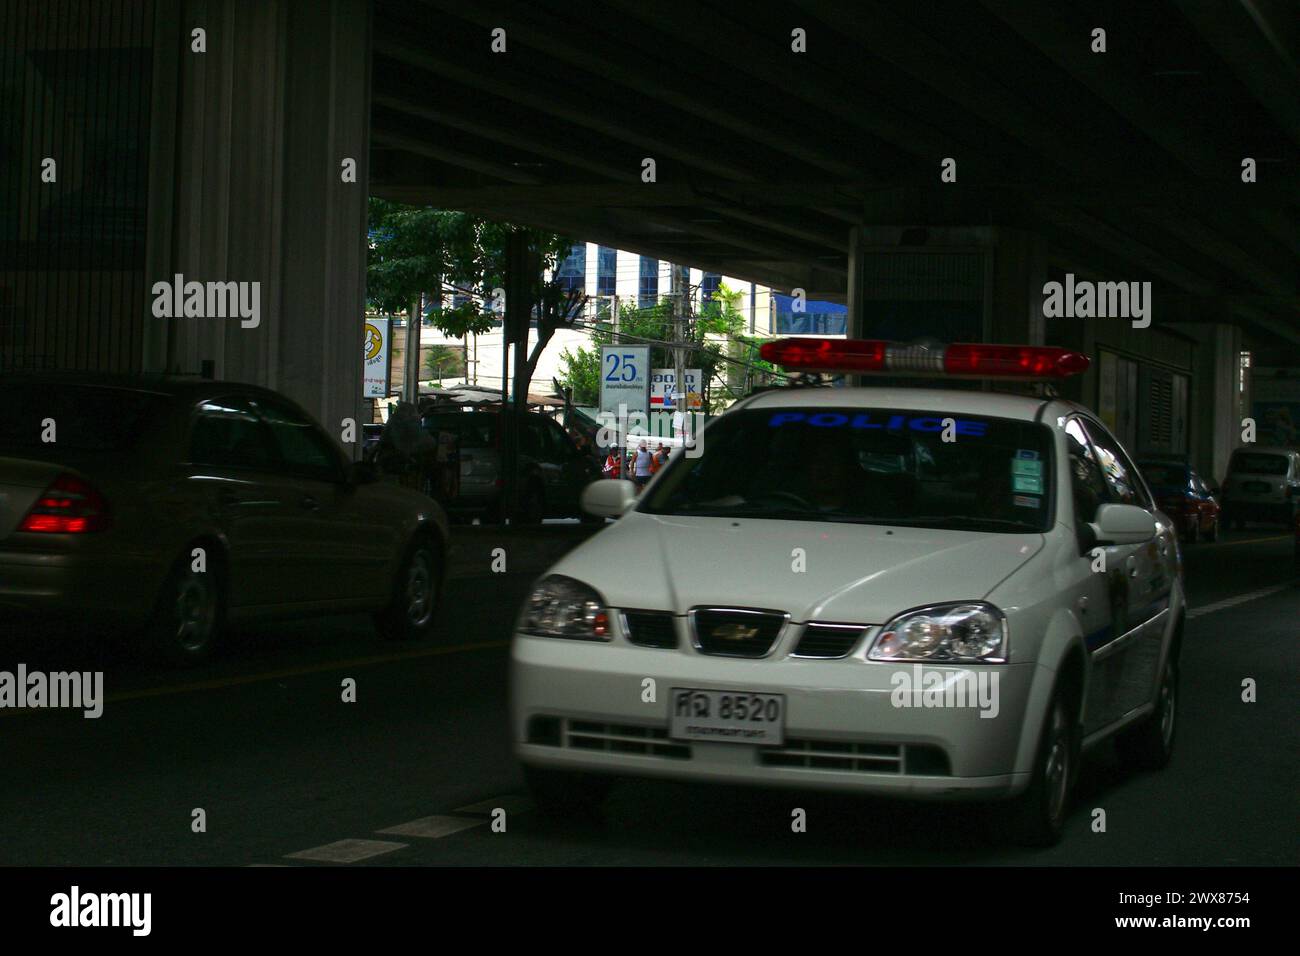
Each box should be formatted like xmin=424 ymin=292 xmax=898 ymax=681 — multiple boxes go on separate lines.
xmin=557 ymin=282 xmax=763 ymax=410
xmin=366 ymin=198 xmax=570 ymax=338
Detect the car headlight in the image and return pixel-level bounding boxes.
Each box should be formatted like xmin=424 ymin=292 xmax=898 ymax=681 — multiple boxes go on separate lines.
xmin=868 ymin=602 xmax=1007 ymax=663
xmin=520 ymin=575 xmax=611 ymax=641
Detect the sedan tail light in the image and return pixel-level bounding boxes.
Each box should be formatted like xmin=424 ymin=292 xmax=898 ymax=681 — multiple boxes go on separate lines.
xmin=18 ymin=473 xmax=112 ymax=533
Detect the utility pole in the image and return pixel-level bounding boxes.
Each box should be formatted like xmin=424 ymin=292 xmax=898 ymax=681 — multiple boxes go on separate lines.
xmin=402 ymin=294 xmax=422 ymax=405
xmin=671 ymin=264 xmax=687 ymax=446
xmin=610 ymin=293 xmax=619 ymax=461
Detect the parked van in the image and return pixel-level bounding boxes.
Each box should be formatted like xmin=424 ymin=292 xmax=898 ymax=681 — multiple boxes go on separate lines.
xmin=1221 ymin=446 xmax=1300 ymax=529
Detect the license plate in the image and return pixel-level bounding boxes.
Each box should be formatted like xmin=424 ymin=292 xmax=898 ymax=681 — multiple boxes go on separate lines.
xmin=670 ymin=688 xmax=785 ymax=746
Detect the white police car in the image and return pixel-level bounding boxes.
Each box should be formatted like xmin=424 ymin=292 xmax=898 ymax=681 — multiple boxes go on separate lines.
xmin=511 ymin=339 xmax=1183 ymax=845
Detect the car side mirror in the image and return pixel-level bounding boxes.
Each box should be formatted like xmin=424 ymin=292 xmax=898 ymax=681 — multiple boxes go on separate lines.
xmin=1088 ymin=503 xmax=1157 ymax=547
xmin=581 ymin=478 xmax=637 ymax=518
xmin=346 ymin=459 xmax=379 ymax=485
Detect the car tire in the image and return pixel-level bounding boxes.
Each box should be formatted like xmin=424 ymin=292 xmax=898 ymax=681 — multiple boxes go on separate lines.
xmin=1115 ymin=650 xmax=1179 ymax=773
xmin=523 ymin=765 xmax=613 ymax=817
xmin=375 ymin=533 xmax=442 ymax=642
xmin=1186 ymin=519 xmax=1199 ymax=544
xmin=1004 ymin=682 xmax=1078 ymax=848
xmin=144 ymin=550 xmax=224 ymax=667
xmin=1206 ymin=516 xmax=1219 ymax=542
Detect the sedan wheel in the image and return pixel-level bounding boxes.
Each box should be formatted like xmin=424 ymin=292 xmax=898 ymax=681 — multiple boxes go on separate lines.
xmin=377 ymin=535 xmax=441 ymax=641
xmin=1116 ymin=653 xmax=1179 ymax=771
xmin=1005 ymin=685 xmax=1077 ymax=847
xmin=147 ymin=556 xmax=222 ymax=666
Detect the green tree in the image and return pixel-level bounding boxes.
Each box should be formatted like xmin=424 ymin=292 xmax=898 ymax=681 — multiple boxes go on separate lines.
xmin=423 ymin=344 xmax=466 ymax=384
xmin=557 ymin=283 xmax=764 ymax=412
xmin=366 ymin=198 xmax=570 ymax=336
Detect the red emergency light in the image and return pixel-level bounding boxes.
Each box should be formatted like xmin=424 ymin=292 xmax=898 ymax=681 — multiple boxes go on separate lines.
xmin=759 ymin=338 xmax=1090 ymax=380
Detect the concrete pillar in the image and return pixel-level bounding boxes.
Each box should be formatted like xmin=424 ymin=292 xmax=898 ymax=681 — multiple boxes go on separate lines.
xmin=144 ymin=0 xmax=371 ymax=449
xmin=987 ymin=228 xmax=1048 ymax=346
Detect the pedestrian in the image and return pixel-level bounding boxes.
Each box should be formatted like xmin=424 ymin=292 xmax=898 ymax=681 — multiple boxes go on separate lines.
xmin=655 ymin=442 xmax=669 ymax=468
xmin=602 ymin=448 xmax=621 ymax=480
xmin=632 ymin=440 xmax=653 ymax=490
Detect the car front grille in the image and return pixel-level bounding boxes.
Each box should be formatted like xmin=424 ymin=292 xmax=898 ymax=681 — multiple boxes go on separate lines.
xmin=691 ymin=608 xmax=787 ymax=657
xmin=760 ymin=739 xmax=950 ymax=776
xmin=792 ymin=624 xmax=867 ymax=658
xmin=623 ymin=611 xmax=677 ymax=648
xmin=566 ymin=719 xmax=691 ymax=759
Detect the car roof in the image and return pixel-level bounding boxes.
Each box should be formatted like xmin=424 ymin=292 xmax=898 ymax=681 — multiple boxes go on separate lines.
xmin=0 ymin=372 xmax=290 ymax=402
xmin=737 ymin=385 xmax=1051 ymax=423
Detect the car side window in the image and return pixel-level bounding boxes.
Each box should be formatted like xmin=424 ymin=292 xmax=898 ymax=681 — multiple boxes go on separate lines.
xmin=189 ymin=396 xmax=276 ymax=470
xmin=1063 ymin=418 xmax=1109 ymax=525
xmin=253 ymin=396 xmax=343 ymax=482
xmin=1082 ymin=419 xmax=1152 ymax=510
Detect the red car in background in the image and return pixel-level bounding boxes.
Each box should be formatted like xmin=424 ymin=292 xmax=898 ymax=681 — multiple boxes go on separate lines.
xmin=1138 ymin=459 xmax=1222 ymax=543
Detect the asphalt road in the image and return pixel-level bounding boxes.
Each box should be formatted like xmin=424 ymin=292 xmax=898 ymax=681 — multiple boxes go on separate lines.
xmin=2 ymin=525 xmax=1295 ymax=866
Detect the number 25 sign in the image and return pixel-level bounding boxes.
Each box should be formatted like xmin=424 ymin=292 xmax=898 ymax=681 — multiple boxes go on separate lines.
xmin=600 ymin=345 xmax=650 ymax=416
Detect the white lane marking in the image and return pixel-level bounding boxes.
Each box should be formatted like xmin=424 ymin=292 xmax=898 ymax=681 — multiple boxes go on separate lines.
xmin=285 ymin=838 xmax=407 ymax=863
xmin=376 ymin=815 xmax=486 ymax=839
xmin=454 ymin=794 xmax=534 ymax=816
xmin=1187 ymin=584 xmax=1292 ymax=620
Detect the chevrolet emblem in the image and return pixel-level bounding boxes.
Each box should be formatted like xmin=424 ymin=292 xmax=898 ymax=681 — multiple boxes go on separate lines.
xmin=713 ymin=622 xmax=760 ymax=642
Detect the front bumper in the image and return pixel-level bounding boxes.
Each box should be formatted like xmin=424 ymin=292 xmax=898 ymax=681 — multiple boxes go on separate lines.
xmin=511 ymin=631 xmax=1045 ymax=800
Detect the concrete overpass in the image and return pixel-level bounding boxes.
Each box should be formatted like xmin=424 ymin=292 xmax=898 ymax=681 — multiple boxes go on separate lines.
xmin=2 ymin=0 xmax=1297 ymax=474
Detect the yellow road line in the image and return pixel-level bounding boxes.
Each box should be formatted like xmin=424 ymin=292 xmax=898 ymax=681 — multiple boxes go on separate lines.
xmin=103 ymin=639 xmax=510 ymax=705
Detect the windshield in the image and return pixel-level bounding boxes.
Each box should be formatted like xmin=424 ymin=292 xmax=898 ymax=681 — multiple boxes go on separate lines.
xmin=0 ymin=384 xmax=166 ymax=452
xmin=641 ymin=406 xmax=1054 ymax=532
xmin=1229 ymin=452 xmax=1288 ymax=477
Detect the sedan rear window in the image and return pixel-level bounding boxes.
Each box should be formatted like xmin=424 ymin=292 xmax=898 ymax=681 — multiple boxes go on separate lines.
xmin=641 ymin=407 xmax=1055 ymax=533
xmin=0 ymin=384 xmax=165 ymax=451
xmin=1229 ymin=453 xmax=1289 ymax=476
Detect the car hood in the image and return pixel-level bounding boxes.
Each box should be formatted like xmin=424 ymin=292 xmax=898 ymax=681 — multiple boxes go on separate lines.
xmin=549 ymin=511 xmax=1044 ymax=623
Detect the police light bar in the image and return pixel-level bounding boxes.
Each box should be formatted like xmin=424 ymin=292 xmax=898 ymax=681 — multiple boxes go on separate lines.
xmin=759 ymin=338 xmax=1090 ymax=380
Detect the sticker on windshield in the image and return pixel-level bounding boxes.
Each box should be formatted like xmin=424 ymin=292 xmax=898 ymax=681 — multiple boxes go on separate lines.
xmin=1012 ymin=494 xmax=1040 ymax=508
xmin=1013 ymin=474 xmax=1044 ymax=494
xmin=1012 ymin=458 xmax=1043 ymax=478
xmin=766 ymin=412 xmax=989 ymax=437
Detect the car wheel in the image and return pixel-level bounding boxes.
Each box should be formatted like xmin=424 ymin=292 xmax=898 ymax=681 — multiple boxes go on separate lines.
xmin=1186 ymin=519 xmax=1199 ymax=544
xmin=1005 ymin=682 xmax=1078 ymax=847
xmin=1206 ymin=516 xmax=1219 ymax=542
xmin=1116 ymin=651 xmax=1179 ymax=772
xmin=145 ymin=552 xmax=223 ymax=666
xmin=376 ymin=534 xmax=442 ymax=642
xmin=523 ymin=765 xmax=613 ymax=817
